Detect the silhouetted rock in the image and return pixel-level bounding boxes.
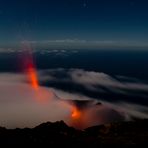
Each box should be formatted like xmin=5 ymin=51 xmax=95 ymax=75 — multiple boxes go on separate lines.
xmin=0 ymin=119 xmax=148 ymax=147
xmin=85 ymin=119 xmax=148 ymax=146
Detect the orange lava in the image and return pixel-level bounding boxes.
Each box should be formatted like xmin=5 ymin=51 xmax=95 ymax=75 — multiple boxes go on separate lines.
xmin=71 ymin=107 xmax=82 ymax=120
xmin=69 ymin=106 xmax=85 ymax=129
xmin=26 ymin=63 xmax=49 ymax=102
xmin=21 ymin=42 xmax=39 ymax=90
xmin=27 ymin=65 xmax=39 ymax=90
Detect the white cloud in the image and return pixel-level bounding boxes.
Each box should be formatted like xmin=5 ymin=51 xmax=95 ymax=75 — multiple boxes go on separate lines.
xmin=46 ymin=39 xmax=87 ymax=43
xmin=40 ymin=68 xmax=148 ymax=92
xmin=0 ymin=48 xmax=15 ymax=53
xmin=102 ymin=101 xmax=148 ymax=120
xmin=69 ymin=69 xmax=148 ymax=91
xmin=25 ymin=39 xmax=148 ymax=48
xmin=0 ymin=71 xmax=148 ymax=129
xmin=0 ymin=73 xmax=126 ymax=129
xmin=0 ymin=73 xmax=73 ymax=128
xmin=1 ymin=39 xmax=148 ymax=53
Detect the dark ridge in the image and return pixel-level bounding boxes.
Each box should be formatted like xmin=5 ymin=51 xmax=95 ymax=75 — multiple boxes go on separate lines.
xmin=0 ymin=119 xmax=148 ymax=147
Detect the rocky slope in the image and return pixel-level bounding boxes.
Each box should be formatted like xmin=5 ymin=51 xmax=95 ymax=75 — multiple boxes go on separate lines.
xmin=0 ymin=120 xmax=148 ymax=147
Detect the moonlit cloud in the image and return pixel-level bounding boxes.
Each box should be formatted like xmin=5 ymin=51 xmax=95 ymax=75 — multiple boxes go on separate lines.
xmin=1 ymin=39 xmax=148 ymax=53
xmin=69 ymin=69 xmax=148 ymax=92
xmin=103 ymin=101 xmax=148 ymax=120
xmin=38 ymin=68 xmax=148 ymax=118
xmin=46 ymin=39 xmax=87 ymax=43
xmin=0 ymin=73 xmax=126 ymax=129
xmin=0 ymin=73 xmax=72 ymax=128
xmin=26 ymin=39 xmax=148 ymax=49
xmin=0 ymin=70 xmax=148 ymax=129
xmin=39 ymin=68 xmax=148 ymax=93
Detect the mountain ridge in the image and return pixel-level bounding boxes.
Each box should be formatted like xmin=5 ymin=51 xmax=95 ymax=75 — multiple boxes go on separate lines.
xmin=0 ymin=119 xmax=148 ymax=146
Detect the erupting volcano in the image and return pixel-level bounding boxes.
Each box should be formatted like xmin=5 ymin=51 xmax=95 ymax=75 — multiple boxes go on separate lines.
xmin=20 ymin=42 xmax=86 ymax=128
xmin=20 ymin=42 xmax=118 ymax=130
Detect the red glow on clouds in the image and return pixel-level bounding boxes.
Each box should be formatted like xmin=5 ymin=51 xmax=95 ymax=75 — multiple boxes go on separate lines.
xmin=20 ymin=41 xmax=101 ymax=129
xmin=69 ymin=106 xmax=85 ymax=129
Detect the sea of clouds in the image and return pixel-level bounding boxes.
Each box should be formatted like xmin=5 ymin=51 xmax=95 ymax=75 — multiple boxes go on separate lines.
xmin=0 ymin=69 xmax=148 ymax=129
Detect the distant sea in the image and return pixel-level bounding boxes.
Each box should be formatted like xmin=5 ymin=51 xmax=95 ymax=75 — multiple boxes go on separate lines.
xmin=0 ymin=49 xmax=148 ymax=81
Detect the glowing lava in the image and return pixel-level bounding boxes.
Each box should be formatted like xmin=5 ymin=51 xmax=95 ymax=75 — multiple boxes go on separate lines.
xmin=69 ymin=106 xmax=85 ymax=129
xmin=71 ymin=107 xmax=82 ymax=120
xmin=27 ymin=63 xmax=39 ymax=90
xmin=21 ymin=41 xmax=39 ymax=90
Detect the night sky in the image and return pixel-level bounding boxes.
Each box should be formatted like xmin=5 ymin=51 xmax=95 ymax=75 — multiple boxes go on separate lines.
xmin=0 ymin=0 xmax=148 ymax=47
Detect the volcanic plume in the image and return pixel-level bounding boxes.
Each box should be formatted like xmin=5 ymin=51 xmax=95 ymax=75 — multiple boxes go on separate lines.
xmin=13 ymin=42 xmax=125 ymax=129
xmin=19 ymin=42 xmax=86 ymax=128
xmin=21 ymin=42 xmax=39 ymax=90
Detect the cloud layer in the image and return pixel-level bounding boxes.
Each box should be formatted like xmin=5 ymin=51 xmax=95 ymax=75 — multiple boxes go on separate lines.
xmin=0 ymin=69 xmax=148 ymax=129
xmin=0 ymin=72 xmax=126 ymax=129
xmin=38 ymin=68 xmax=148 ymax=120
xmin=39 ymin=68 xmax=148 ymax=105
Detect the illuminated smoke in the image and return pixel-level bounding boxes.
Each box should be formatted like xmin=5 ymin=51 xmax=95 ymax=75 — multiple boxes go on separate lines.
xmin=14 ymin=41 xmax=125 ymax=129
xmin=67 ymin=101 xmax=94 ymax=129
xmin=0 ymin=71 xmax=126 ymax=129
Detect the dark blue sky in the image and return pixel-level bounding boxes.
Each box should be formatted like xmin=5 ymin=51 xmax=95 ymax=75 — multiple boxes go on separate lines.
xmin=0 ymin=0 xmax=148 ymax=48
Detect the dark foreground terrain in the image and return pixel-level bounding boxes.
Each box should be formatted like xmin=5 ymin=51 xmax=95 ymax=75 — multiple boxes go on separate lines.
xmin=0 ymin=120 xmax=148 ymax=147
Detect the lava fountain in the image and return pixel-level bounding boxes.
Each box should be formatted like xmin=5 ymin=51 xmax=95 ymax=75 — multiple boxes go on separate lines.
xmin=72 ymin=106 xmax=82 ymax=119
xmin=21 ymin=42 xmax=39 ymax=90
xmin=20 ymin=41 xmax=49 ymax=102
xmin=26 ymin=63 xmax=39 ymax=90
xmin=69 ymin=106 xmax=85 ymax=129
